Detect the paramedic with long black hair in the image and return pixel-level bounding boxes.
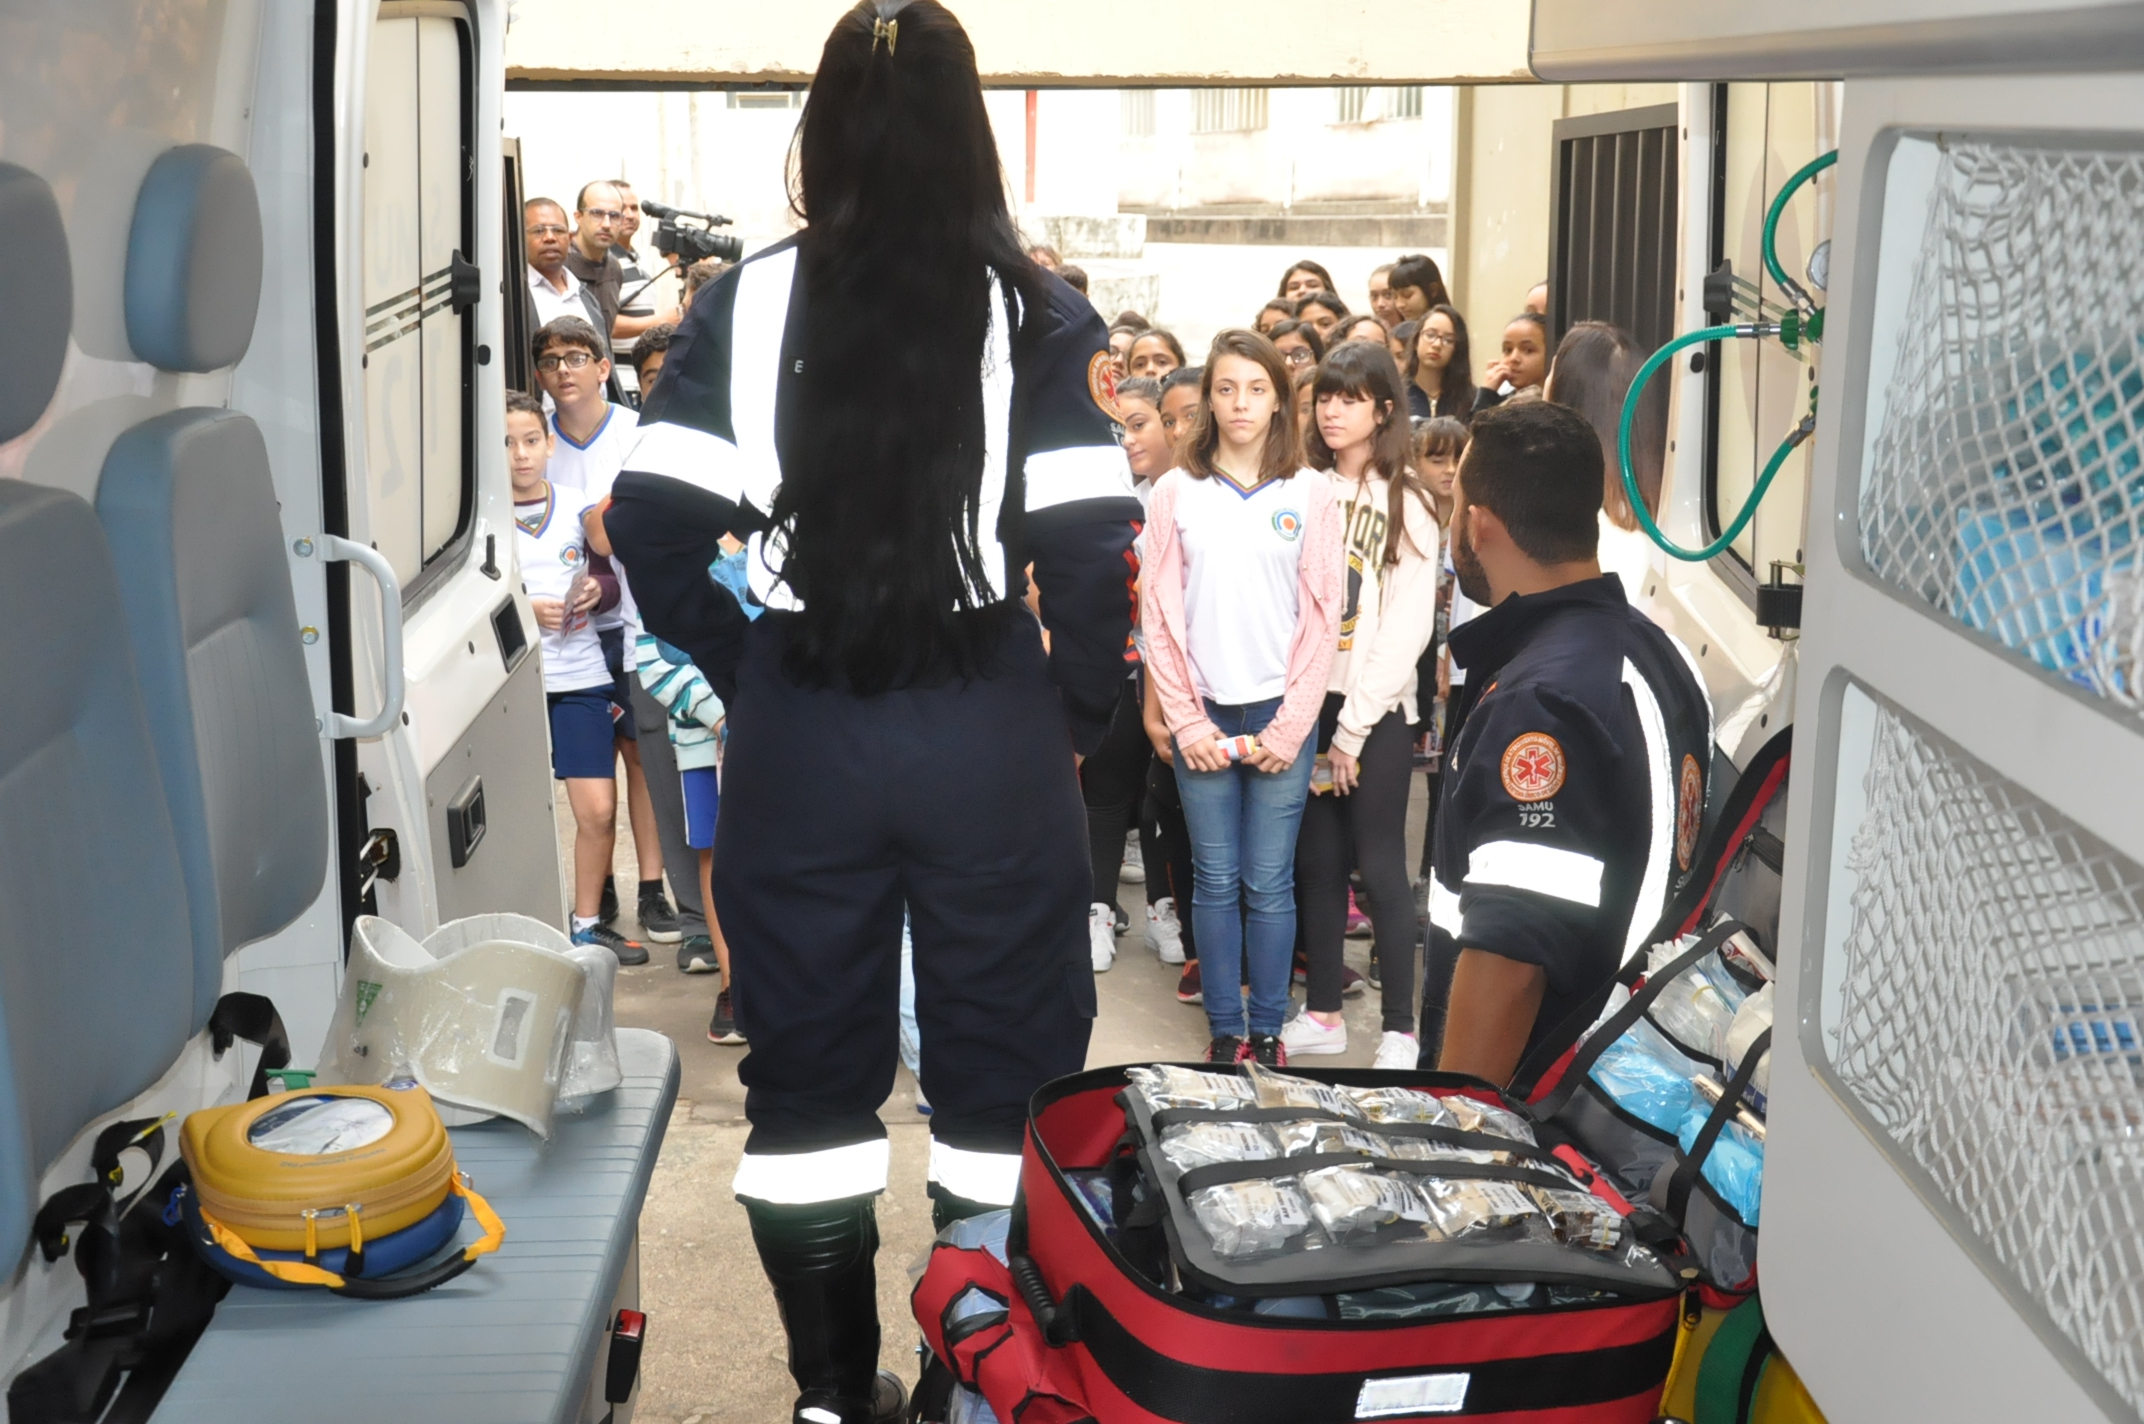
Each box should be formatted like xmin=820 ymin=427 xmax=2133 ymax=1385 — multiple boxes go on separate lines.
xmin=1428 ymin=401 xmax=1710 ymax=1088
xmin=601 ymin=5 xmax=1140 ymax=1422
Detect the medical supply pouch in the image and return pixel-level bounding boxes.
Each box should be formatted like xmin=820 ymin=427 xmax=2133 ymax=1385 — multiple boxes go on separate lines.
xmin=912 ymin=1064 xmax=1684 ymax=1424
xmin=177 ymin=1081 xmax=505 ymax=1298
xmin=1518 ymin=731 xmax=1791 ymax=1298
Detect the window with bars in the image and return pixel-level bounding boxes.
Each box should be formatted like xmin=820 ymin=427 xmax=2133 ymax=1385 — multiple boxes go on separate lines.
xmin=1193 ymin=88 xmax=1268 ymax=133
xmin=1121 ymin=89 xmax=1155 ymax=139
xmin=1388 ymin=85 xmax=1424 ymax=120
xmin=1333 ymin=86 xmax=1423 ymax=124
xmin=728 ymin=90 xmax=805 ymax=110
xmin=1547 ymin=103 xmax=1680 ymax=353
xmin=1335 ymin=87 xmax=1368 ymax=124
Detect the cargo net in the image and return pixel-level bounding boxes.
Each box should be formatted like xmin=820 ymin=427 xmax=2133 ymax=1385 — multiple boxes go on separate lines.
xmin=1859 ymin=138 xmax=2144 ymax=709
xmin=1831 ymin=700 xmax=2144 ymax=1407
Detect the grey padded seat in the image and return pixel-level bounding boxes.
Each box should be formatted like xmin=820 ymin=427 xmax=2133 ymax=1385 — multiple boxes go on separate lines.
xmin=98 ymin=410 xmax=329 ymax=1025
xmin=0 ymin=162 xmax=72 ymax=444
xmin=0 ymin=483 xmax=198 ymax=1270
xmin=153 ymin=1029 xmax=681 ymax=1424
xmin=93 ymin=140 xmax=323 ymax=1025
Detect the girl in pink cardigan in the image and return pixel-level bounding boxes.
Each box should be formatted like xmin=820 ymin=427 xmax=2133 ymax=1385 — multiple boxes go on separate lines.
xmin=1142 ymin=330 xmax=1344 ymax=1066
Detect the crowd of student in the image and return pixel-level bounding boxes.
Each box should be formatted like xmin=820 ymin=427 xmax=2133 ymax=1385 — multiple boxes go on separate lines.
xmin=515 ymin=184 xmax=1678 ymax=1071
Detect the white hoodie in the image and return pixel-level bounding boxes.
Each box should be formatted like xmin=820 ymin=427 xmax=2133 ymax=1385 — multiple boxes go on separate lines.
xmin=1326 ymin=470 xmax=1443 ymax=757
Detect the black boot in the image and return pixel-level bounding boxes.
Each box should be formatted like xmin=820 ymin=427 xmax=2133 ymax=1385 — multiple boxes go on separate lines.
xmin=745 ymin=1195 xmax=907 ymax=1424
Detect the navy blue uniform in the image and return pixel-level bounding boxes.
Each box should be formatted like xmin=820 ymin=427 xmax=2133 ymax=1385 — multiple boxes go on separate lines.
xmin=605 ymin=240 xmax=1140 ymax=1210
xmin=1426 ymin=577 xmax=1711 ymax=1065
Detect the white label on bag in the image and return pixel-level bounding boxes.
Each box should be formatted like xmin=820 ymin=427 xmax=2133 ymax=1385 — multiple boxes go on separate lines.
xmin=1356 ymin=1372 xmax=1470 ymax=1417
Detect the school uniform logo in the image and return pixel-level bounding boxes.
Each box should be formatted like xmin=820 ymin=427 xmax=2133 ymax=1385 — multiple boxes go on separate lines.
xmin=1500 ymin=732 xmax=1567 ymax=802
xmin=559 ymin=544 xmax=582 ymax=569
xmin=1272 ymin=509 xmax=1303 ymax=541
xmin=1675 ymin=753 xmax=1703 ymax=870
xmin=1087 ymin=350 xmax=1121 ymax=420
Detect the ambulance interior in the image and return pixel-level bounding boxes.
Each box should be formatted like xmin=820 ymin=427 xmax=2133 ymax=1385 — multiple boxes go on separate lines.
xmin=1 ymin=1 xmax=2141 ymax=1420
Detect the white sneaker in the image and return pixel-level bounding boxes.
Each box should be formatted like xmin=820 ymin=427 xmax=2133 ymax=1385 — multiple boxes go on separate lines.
xmin=1280 ymin=1012 xmax=1348 ymax=1057
xmin=1144 ymin=898 xmax=1185 ymax=964
xmin=1374 ymin=1031 xmax=1420 ymax=1070
xmin=1121 ymin=833 xmax=1145 ymax=884
xmin=1089 ymin=903 xmax=1116 ymax=972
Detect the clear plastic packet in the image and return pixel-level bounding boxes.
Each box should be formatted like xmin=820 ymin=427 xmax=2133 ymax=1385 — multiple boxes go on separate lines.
xmin=1418 ymin=1176 xmax=1543 ymax=1238
xmin=1344 ymin=1086 xmax=1456 ymax=1126
xmin=1676 ymin=1105 xmax=1765 ymax=1225
xmin=1272 ymin=1118 xmax=1382 ymax=1159
xmin=1378 ymin=1134 xmax=1505 ymax=1166
xmin=1441 ymin=1096 xmax=1538 ymax=1145
xmin=1300 ymin=1166 xmax=1437 ymax=1241
xmin=1160 ymin=1120 xmax=1282 ymax=1172
xmin=1338 ymin=1281 xmax=1541 ymax=1320
xmin=1588 ymin=1028 xmax=1698 ymax=1133
xmin=1125 ymin=1064 xmax=1257 ymax=1112
xmin=1723 ymin=981 xmax=1775 ymax=1099
xmin=1189 ymin=1177 xmax=1315 ymax=1259
xmin=1529 ymin=1186 xmax=1626 ymax=1252
xmin=1246 ymin=1062 xmax=1362 ymax=1118
xmin=1648 ymin=948 xmax=1750 ymax=1061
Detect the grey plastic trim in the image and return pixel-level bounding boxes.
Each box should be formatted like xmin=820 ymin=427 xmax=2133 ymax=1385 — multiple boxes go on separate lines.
xmin=320 ymin=534 xmax=406 ymax=740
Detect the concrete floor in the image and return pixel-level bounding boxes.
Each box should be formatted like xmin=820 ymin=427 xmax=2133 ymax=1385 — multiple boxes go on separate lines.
xmin=564 ymin=774 xmax=1428 ymax=1424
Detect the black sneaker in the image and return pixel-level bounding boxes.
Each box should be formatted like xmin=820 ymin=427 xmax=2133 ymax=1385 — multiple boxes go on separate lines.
xmin=708 ymin=987 xmax=746 ymax=1045
xmin=676 ymin=934 xmax=718 ymax=974
xmin=1246 ymin=1033 xmax=1288 ymax=1068
xmin=1176 ymin=962 xmax=1203 ymax=1004
xmin=638 ymin=888 xmax=682 ymax=943
xmin=573 ymin=921 xmax=648 ymax=966
xmin=1204 ymin=1034 xmax=1245 ymax=1064
xmin=1113 ymin=902 xmax=1130 ymax=936
xmin=1366 ymin=951 xmax=1383 ymax=990
xmin=597 ymin=874 xmax=620 ymax=927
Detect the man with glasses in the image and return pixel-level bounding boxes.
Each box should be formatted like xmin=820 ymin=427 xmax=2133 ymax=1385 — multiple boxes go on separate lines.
xmin=525 ymin=196 xmax=612 ymax=368
xmin=605 ymin=180 xmax=683 ymax=404
xmin=567 ymin=181 xmax=628 ymax=339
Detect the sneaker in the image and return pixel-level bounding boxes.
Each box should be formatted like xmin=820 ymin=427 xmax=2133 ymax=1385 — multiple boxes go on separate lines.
xmin=1342 ymin=965 xmax=1368 ymax=998
xmin=1373 ymin=1031 xmax=1421 ymax=1070
xmin=1279 ymin=1012 xmax=1348 ymax=1057
xmin=1246 ymin=1033 xmax=1288 ymax=1068
xmin=1204 ymin=1034 xmax=1245 ymax=1064
xmin=1089 ymin=903 xmax=1116 ymax=972
xmin=574 ymin=921 xmax=648 ymax=966
xmin=1175 ymin=961 xmax=1203 ymax=1004
xmin=1345 ymin=890 xmax=1373 ymax=938
xmin=1144 ymin=898 xmax=1186 ymax=964
xmin=1114 ymin=902 xmax=1130 ymax=936
xmin=1121 ymin=833 xmax=1145 ymax=885
xmin=707 ymin=987 xmax=745 ymax=1044
xmin=1366 ymin=950 xmax=1383 ymax=990
xmin=597 ymin=875 xmax=619 ymax=927
xmin=676 ymin=934 xmax=718 ymax=974
xmin=638 ymin=888 xmax=682 ymax=943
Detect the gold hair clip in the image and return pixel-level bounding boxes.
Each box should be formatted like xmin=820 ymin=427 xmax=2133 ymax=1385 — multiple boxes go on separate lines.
xmin=872 ymin=16 xmax=898 ymax=53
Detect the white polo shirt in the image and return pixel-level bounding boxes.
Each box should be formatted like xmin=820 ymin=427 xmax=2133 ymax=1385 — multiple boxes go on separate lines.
xmin=554 ymin=404 xmax=645 ymax=651
xmin=527 ymin=263 xmax=590 ymax=332
xmin=514 ymin=485 xmax=610 ymax=694
xmin=1172 ymin=469 xmax=1316 ymax=706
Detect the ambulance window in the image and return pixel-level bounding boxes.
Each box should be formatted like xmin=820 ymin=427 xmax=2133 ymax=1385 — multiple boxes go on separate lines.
xmin=1703 ymin=82 xmax=1831 ymax=596
xmin=362 ymin=4 xmax=476 ymax=603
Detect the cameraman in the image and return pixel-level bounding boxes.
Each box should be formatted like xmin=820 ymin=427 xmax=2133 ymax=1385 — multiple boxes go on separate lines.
xmin=609 ymin=180 xmax=682 ymax=347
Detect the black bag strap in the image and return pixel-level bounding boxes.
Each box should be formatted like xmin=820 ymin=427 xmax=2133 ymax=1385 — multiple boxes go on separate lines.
xmin=1665 ymin=1027 xmax=1771 ymax=1227
xmin=1174 ymin=1152 xmax=1584 ymax=1199
xmin=1533 ymin=920 xmax=1750 ymax=1118
xmin=207 ymin=991 xmax=292 ymax=1101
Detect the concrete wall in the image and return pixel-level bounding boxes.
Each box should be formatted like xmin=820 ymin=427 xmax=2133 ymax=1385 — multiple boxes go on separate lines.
xmin=1447 ymin=82 xmax=1680 ymax=331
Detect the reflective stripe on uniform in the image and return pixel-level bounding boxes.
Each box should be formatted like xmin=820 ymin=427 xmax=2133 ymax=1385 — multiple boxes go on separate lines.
xmin=927 ymin=1139 xmax=1023 ymax=1207
xmin=621 ymin=420 xmax=742 ymax=504
xmin=970 ymin=276 xmax=1015 ymax=602
xmin=1621 ymin=657 xmax=1674 ymax=965
xmin=1428 ymin=877 xmax=1464 ymax=935
xmin=1464 ymin=839 xmax=1606 ymax=907
xmin=1025 ymin=443 xmax=1138 ymax=513
xmin=732 ymin=1138 xmax=890 ymax=1204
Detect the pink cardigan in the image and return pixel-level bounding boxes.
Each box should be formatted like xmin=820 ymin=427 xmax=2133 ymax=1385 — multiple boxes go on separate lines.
xmin=1141 ymin=468 xmax=1343 ymax=764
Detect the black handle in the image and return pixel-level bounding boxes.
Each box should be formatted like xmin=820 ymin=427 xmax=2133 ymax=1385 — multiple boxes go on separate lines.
xmin=449 ymin=250 xmax=482 ymax=313
xmin=328 ymin=1249 xmax=478 ymax=1301
xmin=1007 ymin=1253 xmax=1078 ymax=1347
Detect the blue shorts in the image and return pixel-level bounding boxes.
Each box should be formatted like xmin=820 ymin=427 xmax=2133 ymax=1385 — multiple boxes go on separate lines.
xmin=548 ymin=689 xmax=626 ymax=780
xmin=681 ymin=766 xmax=720 ymax=850
xmin=596 ymin=626 xmax=639 ymax=742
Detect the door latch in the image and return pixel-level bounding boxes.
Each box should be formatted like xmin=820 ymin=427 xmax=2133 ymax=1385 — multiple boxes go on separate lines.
xmin=357 ymin=828 xmax=401 ymax=896
xmin=449 ymin=250 xmax=482 ymax=314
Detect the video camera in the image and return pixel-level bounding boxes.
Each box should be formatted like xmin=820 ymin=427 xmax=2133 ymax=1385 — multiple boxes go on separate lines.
xmin=643 ymin=199 xmax=745 ymax=265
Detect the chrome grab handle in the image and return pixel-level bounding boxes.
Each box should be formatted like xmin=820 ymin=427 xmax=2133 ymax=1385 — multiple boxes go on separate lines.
xmin=319 ymin=534 xmax=406 ymax=739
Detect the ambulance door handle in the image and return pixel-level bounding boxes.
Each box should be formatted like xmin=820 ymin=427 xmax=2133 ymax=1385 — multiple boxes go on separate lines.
xmin=319 ymin=535 xmax=406 ymax=740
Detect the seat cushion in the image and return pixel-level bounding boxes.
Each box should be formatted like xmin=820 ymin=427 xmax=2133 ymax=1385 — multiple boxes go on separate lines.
xmin=97 ymin=409 xmax=329 ymax=1023
xmin=0 ymin=482 xmax=195 ymax=1264
xmin=0 ymin=162 xmax=72 ymax=443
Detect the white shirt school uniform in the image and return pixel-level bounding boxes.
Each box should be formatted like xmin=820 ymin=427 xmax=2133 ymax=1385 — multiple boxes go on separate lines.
xmin=1171 ymin=468 xmax=1316 ymax=707
xmin=514 ymin=484 xmax=611 ymax=694
xmin=548 ymin=404 xmax=642 ymax=643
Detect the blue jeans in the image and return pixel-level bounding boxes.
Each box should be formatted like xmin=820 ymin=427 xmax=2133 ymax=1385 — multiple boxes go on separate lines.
xmin=1173 ymin=697 xmax=1315 ymax=1038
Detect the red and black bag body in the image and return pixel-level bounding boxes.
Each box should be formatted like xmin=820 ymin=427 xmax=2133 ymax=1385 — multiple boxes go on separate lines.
xmin=1514 ymin=728 xmax=1791 ymax=1301
xmin=914 ymin=1064 xmax=1685 ymax=1424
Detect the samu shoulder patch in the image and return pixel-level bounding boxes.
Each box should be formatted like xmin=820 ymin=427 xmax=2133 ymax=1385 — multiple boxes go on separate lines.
xmin=1500 ymin=732 xmax=1567 ymax=802
xmin=1086 ymin=350 xmax=1121 ymax=420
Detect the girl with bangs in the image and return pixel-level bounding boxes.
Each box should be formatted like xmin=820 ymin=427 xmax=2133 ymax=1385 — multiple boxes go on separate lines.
xmin=1142 ymin=330 xmax=1344 ymax=1067
xmin=1282 ymin=342 xmax=1442 ymax=1068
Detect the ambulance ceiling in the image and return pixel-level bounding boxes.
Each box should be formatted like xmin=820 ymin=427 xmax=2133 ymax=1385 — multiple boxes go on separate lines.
xmin=1530 ymin=0 xmax=2144 ymax=80
xmin=502 ymin=0 xmax=1535 ymax=88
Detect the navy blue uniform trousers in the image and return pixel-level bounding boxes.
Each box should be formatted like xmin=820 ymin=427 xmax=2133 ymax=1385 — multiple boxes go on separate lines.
xmin=716 ymin=615 xmax=1097 ymax=1160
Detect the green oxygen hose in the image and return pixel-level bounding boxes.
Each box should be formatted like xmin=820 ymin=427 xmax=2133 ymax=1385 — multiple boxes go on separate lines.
xmin=1617 ymin=150 xmax=1835 ymax=562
